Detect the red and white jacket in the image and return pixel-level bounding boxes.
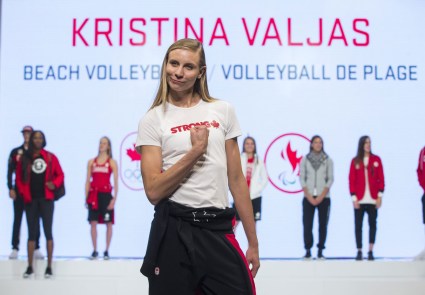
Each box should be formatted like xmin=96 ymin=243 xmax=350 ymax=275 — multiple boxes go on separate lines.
xmin=16 ymin=149 xmax=64 ymax=204
xmin=349 ymin=154 xmax=385 ymax=201
xmin=417 ymin=147 xmax=425 ymax=192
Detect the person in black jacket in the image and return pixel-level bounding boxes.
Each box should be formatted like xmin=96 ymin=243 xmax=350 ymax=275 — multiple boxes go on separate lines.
xmin=7 ymin=126 xmax=43 ymax=260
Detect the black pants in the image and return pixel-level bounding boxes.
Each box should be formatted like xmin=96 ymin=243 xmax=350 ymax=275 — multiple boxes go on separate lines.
xmin=303 ymin=197 xmax=331 ymax=250
xmin=148 ymin=215 xmax=255 ymax=295
xmin=12 ymin=195 xmax=40 ymax=250
xmin=144 ymin=200 xmax=255 ymax=295
xmin=354 ymin=204 xmax=377 ymax=249
xmin=25 ymin=198 xmax=54 ymax=241
xmin=422 ymin=194 xmax=425 ymax=224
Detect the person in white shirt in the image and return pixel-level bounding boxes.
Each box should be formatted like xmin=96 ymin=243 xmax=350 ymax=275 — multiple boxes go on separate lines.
xmin=136 ymin=38 xmax=259 ymax=295
xmin=233 ymin=136 xmax=268 ymax=230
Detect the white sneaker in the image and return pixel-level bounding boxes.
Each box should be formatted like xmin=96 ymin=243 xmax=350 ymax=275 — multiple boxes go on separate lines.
xmin=9 ymin=249 xmax=18 ymax=259
xmin=414 ymin=249 xmax=425 ymax=261
xmin=34 ymin=249 xmax=45 ymax=260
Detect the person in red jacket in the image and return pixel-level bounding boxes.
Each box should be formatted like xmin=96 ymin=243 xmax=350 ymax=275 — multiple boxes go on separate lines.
xmin=349 ymin=136 xmax=385 ymax=261
xmin=7 ymin=125 xmax=43 ymax=260
xmin=16 ymin=130 xmax=64 ymax=278
xmin=414 ymin=146 xmax=425 ymax=260
xmin=85 ymin=137 xmax=118 ymax=260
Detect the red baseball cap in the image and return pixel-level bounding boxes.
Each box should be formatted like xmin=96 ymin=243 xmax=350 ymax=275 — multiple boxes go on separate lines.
xmin=21 ymin=125 xmax=33 ymax=133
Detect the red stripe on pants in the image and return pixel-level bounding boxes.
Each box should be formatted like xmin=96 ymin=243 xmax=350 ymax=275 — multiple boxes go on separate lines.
xmin=225 ymin=233 xmax=256 ymax=295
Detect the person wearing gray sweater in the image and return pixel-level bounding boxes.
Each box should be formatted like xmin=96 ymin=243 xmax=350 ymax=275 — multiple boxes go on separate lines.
xmin=299 ymin=135 xmax=334 ymax=260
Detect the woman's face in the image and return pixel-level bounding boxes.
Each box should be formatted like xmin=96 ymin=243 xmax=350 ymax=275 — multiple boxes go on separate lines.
xmin=363 ymin=138 xmax=371 ymax=153
xmin=166 ymin=49 xmax=204 ymax=94
xmin=244 ymin=138 xmax=255 ymax=154
xmin=32 ymin=132 xmax=44 ymax=150
xmin=99 ymin=138 xmax=109 ymax=154
xmin=311 ymin=137 xmax=323 ymax=153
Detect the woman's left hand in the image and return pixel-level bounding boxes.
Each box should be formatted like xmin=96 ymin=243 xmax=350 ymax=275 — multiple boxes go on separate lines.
xmin=246 ymin=245 xmax=260 ymax=278
xmin=46 ymin=181 xmax=56 ymax=190
xmin=376 ymin=197 xmax=382 ymax=209
xmin=107 ymin=198 xmax=116 ymax=210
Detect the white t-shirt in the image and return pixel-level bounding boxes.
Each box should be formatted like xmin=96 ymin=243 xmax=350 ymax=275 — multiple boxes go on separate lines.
xmin=136 ymin=99 xmax=242 ymax=209
xmin=359 ymin=157 xmax=375 ymax=205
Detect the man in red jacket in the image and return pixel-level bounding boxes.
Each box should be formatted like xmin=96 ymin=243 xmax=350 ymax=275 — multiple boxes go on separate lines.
xmin=414 ymin=146 xmax=425 ymax=260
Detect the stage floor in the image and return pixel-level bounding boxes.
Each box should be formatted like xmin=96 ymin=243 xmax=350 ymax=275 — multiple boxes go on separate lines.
xmin=1 ymin=257 xmax=424 ymax=295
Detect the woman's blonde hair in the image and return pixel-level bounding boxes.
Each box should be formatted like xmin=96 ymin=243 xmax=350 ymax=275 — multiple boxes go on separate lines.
xmin=149 ymin=38 xmax=215 ymax=110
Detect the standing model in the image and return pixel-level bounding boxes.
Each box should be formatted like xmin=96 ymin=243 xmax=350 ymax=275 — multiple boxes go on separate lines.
xmin=414 ymin=146 xmax=425 ymax=260
xmin=16 ymin=130 xmax=64 ymax=278
xmin=7 ymin=126 xmax=43 ymax=260
xmin=136 ymin=38 xmax=259 ymax=295
xmin=85 ymin=136 xmax=118 ymax=260
xmin=234 ymin=136 xmax=268 ymax=229
xmin=299 ymin=135 xmax=334 ymax=260
xmin=349 ymin=136 xmax=385 ymax=261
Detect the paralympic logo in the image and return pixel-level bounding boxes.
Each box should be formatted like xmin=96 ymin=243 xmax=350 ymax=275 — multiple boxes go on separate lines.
xmin=119 ymin=132 xmax=143 ymax=191
xmin=264 ymin=133 xmax=310 ymax=194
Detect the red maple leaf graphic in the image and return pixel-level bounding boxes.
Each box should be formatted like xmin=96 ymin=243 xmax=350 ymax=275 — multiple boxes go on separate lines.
xmin=211 ymin=120 xmax=220 ymax=128
xmin=127 ymin=144 xmax=141 ymax=161
xmin=281 ymin=141 xmax=302 ymax=175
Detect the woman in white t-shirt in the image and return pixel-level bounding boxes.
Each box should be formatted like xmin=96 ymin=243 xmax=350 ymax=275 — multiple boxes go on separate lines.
xmin=234 ymin=136 xmax=268 ymax=229
xmin=136 ymin=38 xmax=259 ymax=295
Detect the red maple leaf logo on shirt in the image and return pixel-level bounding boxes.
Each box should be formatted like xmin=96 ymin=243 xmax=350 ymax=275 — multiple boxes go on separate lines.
xmin=127 ymin=144 xmax=141 ymax=161
xmin=211 ymin=120 xmax=220 ymax=128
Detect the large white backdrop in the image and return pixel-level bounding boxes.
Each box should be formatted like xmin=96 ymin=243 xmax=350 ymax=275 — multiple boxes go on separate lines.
xmin=1 ymin=0 xmax=424 ymax=258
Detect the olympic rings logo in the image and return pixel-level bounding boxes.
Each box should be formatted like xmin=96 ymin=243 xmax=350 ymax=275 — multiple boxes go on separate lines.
xmin=124 ymin=168 xmax=142 ymax=182
xmin=120 ymin=131 xmax=144 ymax=191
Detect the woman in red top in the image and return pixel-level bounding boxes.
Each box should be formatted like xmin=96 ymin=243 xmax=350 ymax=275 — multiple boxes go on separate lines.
xmin=414 ymin=146 xmax=425 ymax=260
xmin=85 ymin=137 xmax=118 ymax=260
xmin=16 ymin=130 xmax=64 ymax=278
xmin=349 ymin=136 xmax=385 ymax=261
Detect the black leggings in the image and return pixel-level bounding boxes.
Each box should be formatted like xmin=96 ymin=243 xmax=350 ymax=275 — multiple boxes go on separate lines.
xmin=12 ymin=194 xmax=41 ymax=250
xmin=422 ymin=194 xmax=425 ymax=224
xmin=354 ymin=204 xmax=377 ymax=249
xmin=25 ymin=198 xmax=54 ymax=241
